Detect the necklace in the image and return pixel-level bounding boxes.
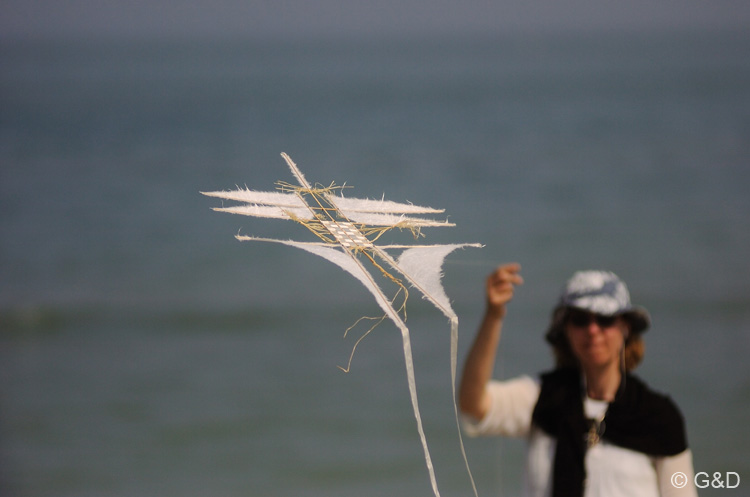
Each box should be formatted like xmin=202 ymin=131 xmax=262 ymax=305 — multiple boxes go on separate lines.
xmin=586 ymin=413 xmax=606 ymax=448
xmin=581 ymin=374 xmax=613 ymax=448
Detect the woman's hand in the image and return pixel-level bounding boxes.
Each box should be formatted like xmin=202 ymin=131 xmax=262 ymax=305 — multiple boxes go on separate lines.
xmin=485 ymin=263 xmax=523 ymax=318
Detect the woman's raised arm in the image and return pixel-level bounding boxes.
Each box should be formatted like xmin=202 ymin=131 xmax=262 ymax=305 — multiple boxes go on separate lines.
xmin=459 ymin=263 xmax=523 ymax=420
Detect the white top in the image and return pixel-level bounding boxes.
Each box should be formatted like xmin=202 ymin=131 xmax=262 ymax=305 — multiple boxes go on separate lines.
xmin=463 ymin=375 xmax=698 ymax=497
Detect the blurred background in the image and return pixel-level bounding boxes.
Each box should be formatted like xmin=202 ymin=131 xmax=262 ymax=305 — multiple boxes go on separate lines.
xmin=1 ymin=1 xmax=749 ymax=496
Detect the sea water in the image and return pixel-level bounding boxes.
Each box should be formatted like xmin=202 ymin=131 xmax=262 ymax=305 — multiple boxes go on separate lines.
xmin=1 ymin=31 xmax=749 ymax=496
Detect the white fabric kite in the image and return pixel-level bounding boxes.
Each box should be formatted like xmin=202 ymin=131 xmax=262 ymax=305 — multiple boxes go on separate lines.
xmin=203 ymin=153 xmax=481 ymax=497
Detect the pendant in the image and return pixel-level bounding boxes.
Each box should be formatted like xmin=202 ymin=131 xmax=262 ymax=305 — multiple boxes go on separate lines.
xmin=586 ymin=424 xmax=600 ymax=448
xmin=585 ymin=418 xmax=605 ymax=448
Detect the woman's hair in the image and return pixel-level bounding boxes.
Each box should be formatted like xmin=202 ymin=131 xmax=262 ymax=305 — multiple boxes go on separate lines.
xmin=547 ymin=307 xmax=646 ymax=371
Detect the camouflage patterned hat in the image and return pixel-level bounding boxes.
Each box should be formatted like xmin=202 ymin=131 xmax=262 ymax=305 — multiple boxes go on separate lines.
xmin=545 ymin=270 xmax=651 ymax=344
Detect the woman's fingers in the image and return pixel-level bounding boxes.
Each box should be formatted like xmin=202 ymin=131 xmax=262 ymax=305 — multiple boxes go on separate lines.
xmin=486 ymin=263 xmax=523 ymax=309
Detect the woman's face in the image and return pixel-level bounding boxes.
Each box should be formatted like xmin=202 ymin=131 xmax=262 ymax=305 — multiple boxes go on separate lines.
xmin=564 ymin=309 xmax=627 ymax=370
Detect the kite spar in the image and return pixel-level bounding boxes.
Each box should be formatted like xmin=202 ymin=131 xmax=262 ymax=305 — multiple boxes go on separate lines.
xmin=202 ymin=153 xmax=481 ymax=497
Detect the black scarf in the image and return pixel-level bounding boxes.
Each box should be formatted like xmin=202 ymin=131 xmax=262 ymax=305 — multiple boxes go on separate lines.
xmin=531 ymin=368 xmax=687 ymax=497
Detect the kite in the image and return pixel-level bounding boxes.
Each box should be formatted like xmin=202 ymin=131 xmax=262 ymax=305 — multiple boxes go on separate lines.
xmin=202 ymin=153 xmax=481 ymax=497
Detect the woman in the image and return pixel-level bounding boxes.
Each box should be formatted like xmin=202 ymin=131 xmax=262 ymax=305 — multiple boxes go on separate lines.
xmin=459 ymin=264 xmax=697 ymax=497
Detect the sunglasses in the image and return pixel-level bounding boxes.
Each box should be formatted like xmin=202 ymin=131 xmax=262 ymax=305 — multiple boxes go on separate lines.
xmin=567 ymin=309 xmax=618 ymax=329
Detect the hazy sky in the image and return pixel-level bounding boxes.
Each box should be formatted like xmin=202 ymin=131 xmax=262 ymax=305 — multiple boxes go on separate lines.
xmin=2 ymin=0 xmax=749 ymax=40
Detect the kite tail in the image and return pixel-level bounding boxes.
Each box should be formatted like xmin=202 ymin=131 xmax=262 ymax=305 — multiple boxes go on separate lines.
xmin=398 ymin=321 xmax=441 ymax=497
xmin=450 ymin=315 xmax=479 ymax=497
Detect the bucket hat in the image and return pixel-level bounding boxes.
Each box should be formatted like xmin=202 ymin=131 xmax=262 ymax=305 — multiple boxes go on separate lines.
xmin=545 ymin=270 xmax=651 ymax=344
